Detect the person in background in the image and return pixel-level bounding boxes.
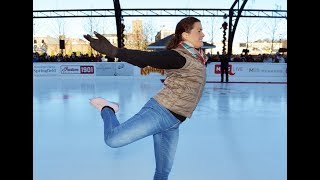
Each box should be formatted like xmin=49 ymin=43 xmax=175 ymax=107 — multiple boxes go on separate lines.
xmin=84 ymin=16 xmax=207 ymax=180
xmin=106 ymin=55 xmax=115 ymax=62
xmin=277 ymin=53 xmax=285 ymax=63
xmin=220 ymin=54 xmax=229 ymax=82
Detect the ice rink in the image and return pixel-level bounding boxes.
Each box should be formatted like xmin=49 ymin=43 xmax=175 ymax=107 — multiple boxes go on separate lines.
xmin=33 ymin=77 xmax=287 ymax=180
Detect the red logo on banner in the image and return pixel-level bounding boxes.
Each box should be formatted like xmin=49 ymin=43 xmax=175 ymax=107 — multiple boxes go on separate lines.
xmin=214 ymin=64 xmax=235 ymax=75
xmin=80 ymin=66 xmax=94 ymax=74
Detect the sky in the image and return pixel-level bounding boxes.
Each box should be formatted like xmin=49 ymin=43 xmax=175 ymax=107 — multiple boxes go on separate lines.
xmin=33 ymin=0 xmax=287 ymax=43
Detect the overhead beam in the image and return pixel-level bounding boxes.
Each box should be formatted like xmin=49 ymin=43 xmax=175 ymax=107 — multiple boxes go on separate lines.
xmin=33 ymin=8 xmax=287 ymax=19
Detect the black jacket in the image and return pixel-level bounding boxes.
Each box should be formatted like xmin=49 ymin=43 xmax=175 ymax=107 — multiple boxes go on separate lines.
xmin=220 ymin=55 xmax=229 ymax=68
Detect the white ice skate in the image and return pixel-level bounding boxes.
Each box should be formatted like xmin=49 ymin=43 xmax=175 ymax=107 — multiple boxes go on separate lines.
xmin=89 ymin=97 xmax=119 ymax=113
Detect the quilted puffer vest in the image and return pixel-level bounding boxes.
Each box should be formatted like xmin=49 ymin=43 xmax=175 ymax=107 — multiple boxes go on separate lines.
xmin=153 ymin=47 xmax=206 ymax=118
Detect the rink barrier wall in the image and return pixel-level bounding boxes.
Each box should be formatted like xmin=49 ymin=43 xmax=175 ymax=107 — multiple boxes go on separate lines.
xmin=33 ymin=62 xmax=287 ymax=83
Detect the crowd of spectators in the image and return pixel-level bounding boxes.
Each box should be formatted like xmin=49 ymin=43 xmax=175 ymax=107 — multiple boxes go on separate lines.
xmin=33 ymin=51 xmax=287 ymax=63
xmin=32 ymin=52 xmax=115 ymax=62
xmin=206 ymin=52 xmax=287 ymax=63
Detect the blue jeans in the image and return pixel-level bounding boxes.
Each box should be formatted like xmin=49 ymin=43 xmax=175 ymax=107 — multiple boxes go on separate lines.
xmin=100 ymin=98 xmax=181 ymax=180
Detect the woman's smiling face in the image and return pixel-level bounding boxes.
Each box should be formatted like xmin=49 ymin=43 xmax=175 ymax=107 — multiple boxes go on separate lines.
xmin=182 ymin=22 xmax=205 ymax=48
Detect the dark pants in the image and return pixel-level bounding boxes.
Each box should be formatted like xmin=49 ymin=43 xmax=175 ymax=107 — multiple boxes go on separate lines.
xmin=221 ymin=66 xmax=228 ymax=82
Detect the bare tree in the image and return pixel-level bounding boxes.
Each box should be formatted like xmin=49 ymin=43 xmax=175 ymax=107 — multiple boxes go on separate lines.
xmin=243 ymin=18 xmax=253 ymax=50
xmin=142 ymin=18 xmax=157 ymax=50
xmin=99 ymin=17 xmax=117 ymax=34
xmin=262 ymin=4 xmax=282 ymax=53
xmin=235 ymin=17 xmax=254 ymax=54
xmin=84 ymin=17 xmax=102 ymax=55
xmin=203 ymin=17 xmax=220 ymax=54
xmin=271 ymin=4 xmax=283 ymax=53
xmin=57 ymin=18 xmax=65 ymax=35
xmin=45 ymin=18 xmax=67 ymax=37
xmin=236 ymin=1 xmax=256 ymax=52
xmin=235 ymin=14 xmax=271 ymax=54
xmin=124 ymin=19 xmax=147 ymax=50
xmin=33 ymin=20 xmax=41 ymax=51
xmin=132 ymin=21 xmax=144 ymax=50
xmin=42 ymin=18 xmax=68 ymax=55
xmin=84 ymin=17 xmax=103 ymax=35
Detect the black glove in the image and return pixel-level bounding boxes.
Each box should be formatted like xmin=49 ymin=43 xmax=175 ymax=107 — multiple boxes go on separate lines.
xmin=83 ymin=31 xmax=118 ymax=58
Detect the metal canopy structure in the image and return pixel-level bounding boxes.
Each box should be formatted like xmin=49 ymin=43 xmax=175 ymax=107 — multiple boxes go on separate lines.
xmin=33 ymin=0 xmax=287 ymax=54
xmin=113 ymin=0 xmax=123 ymax=48
xmin=33 ymin=8 xmax=287 ymax=19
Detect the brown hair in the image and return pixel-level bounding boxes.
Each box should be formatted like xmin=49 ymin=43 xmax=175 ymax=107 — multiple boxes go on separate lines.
xmin=166 ymin=16 xmax=201 ymax=50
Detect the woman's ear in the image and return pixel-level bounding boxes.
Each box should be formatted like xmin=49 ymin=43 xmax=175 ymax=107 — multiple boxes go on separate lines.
xmin=182 ymin=32 xmax=188 ymax=40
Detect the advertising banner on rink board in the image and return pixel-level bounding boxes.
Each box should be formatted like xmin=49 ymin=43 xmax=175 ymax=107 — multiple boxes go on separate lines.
xmin=33 ymin=63 xmax=95 ymax=76
xmin=33 ymin=62 xmax=133 ymax=77
xmin=33 ymin=64 xmax=58 ymax=76
xmin=206 ymin=62 xmax=287 ymax=77
xmin=95 ymin=63 xmax=115 ymax=76
xmin=114 ymin=63 xmax=134 ymax=76
xmin=95 ymin=62 xmax=134 ymax=76
xmin=60 ymin=65 xmax=94 ymax=74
